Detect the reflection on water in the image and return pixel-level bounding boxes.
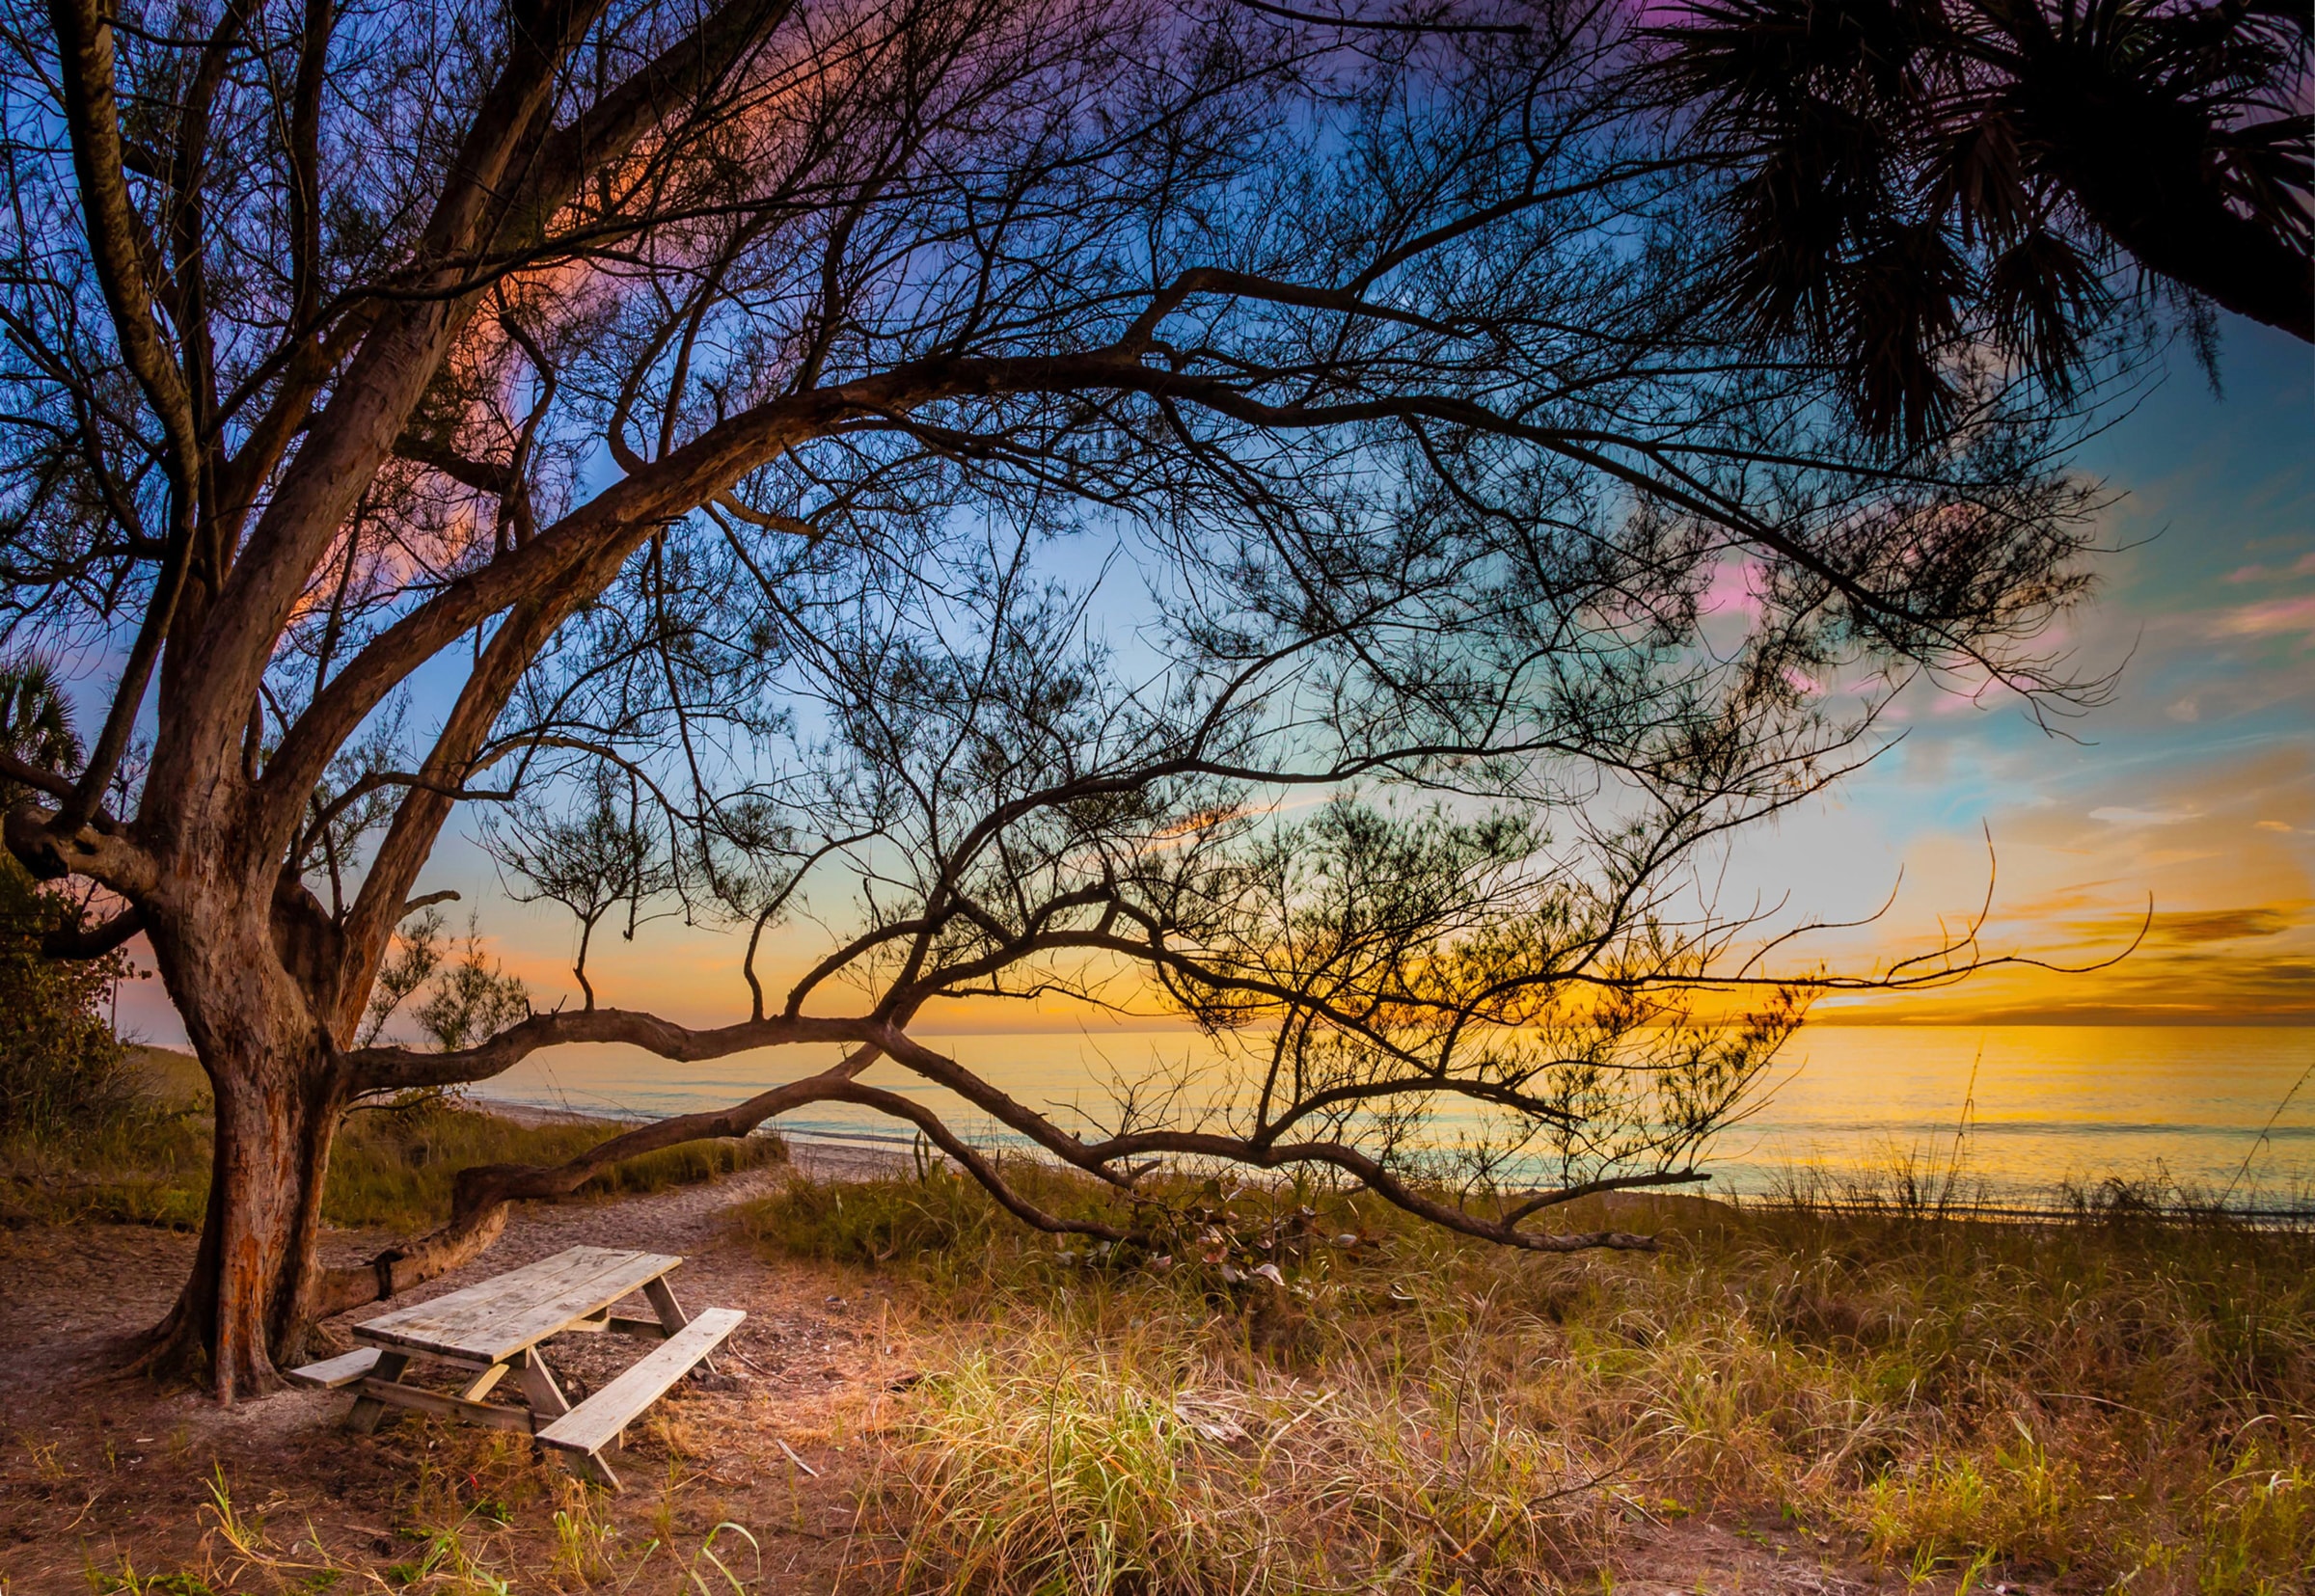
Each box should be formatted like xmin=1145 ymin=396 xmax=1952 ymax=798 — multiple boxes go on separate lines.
xmin=466 ymin=1025 xmax=2315 ymax=1203
xmin=1717 ymin=1027 xmax=2313 ymax=1202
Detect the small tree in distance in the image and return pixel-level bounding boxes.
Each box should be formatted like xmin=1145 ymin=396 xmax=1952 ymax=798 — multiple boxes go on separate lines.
xmin=0 ymin=0 xmax=2121 ymax=1396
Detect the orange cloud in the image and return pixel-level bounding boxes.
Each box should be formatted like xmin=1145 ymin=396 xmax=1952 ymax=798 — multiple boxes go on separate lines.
xmin=1811 ymin=745 xmax=2315 ymax=1025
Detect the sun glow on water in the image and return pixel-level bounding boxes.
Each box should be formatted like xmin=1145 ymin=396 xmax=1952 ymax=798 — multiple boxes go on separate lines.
xmin=467 ymin=1023 xmax=2315 ymax=1205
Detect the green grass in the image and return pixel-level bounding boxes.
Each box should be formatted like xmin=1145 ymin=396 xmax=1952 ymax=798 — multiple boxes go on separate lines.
xmin=0 ymin=1048 xmax=785 ymax=1234
xmin=742 ymin=1162 xmax=2315 ymax=1594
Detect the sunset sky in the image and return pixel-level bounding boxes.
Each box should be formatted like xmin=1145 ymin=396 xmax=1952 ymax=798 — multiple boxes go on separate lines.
xmin=113 ymin=317 xmax=2314 ymax=1045
xmin=1769 ymin=319 xmax=2314 ymax=1026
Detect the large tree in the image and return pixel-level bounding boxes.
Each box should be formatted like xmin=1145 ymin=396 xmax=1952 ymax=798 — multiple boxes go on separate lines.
xmin=0 ymin=0 xmax=2103 ymax=1397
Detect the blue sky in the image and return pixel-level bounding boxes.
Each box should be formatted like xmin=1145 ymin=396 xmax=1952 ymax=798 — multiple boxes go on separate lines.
xmin=111 ymin=315 xmax=2315 ymax=1044
xmin=1735 ymin=316 xmax=2314 ymax=1023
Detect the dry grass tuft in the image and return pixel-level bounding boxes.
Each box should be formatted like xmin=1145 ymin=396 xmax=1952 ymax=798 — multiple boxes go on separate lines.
xmin=745 ymin=1164 xmax=2315 ymax=1593
xmin=893 ymin=1311 xmax=1621 ymax=1593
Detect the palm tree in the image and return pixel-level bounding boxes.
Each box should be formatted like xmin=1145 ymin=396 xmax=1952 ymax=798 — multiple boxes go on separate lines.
xmin=1648 ymin=0 xmax=2311 ymax=446
xmin=0 ymin=654 xmax=83 ymax=806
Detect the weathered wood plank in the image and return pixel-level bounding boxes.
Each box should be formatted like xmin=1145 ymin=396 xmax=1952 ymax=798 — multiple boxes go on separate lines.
xmin=352 ymin=1246 xmax=681 ymax=1362
xmin=285 ymin=1347 xmax=381 ymax=1390
xmin=516 ymin=1346 xmax=572 ymax=1419
xmin=534 ymin=1308 xmax=745 ymax=1462
xmin=642 ymin=1275 xmax=714 ymax=1372
xmin=359 ymin=1246 xmax=659 ymax=1340
xmin=555 ymin=1312 xmax=666 ymax=1339
xmin=351 ymin=1378 xmax=539 ymax=1436
xmin=358 ymin=1246 xmax=671 ymax=1347
xmin=457 ymin=1363 xmax=510 ymax=1402
xmin=344 ymin=1350 xmax=409 ymax=1434
xmin=642 ymin=1276 xmax=688 ymax=1332
xmin=462 ymin=1262 xmax=681 ymax=1364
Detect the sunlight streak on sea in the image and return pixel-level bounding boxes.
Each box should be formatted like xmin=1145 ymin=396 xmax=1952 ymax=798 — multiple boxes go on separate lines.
xmin=466 ymin=1025 xmax=2315 ymax=1205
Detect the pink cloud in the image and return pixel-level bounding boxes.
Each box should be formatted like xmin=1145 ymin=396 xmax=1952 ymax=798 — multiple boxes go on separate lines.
xmin=1702 ymin=555 xmax=1766 ymax=621
xmin=2214 ymin=594 xmax=2315 ymax=638
xmin=2222 ymin=551 xmax=2315 ymax=583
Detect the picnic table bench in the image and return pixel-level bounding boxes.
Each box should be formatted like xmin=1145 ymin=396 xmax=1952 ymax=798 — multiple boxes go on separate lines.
xmin=286 ymin=1244 xmax=743 ymax=1489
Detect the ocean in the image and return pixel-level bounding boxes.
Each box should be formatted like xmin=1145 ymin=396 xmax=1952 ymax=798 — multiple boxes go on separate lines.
xmin=463 ymin=1023 xmax=2315 ymax=1206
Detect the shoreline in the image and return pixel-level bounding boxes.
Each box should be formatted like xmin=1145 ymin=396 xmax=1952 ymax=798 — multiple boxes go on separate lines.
xmin=122 ymin=1041 xmax=2315 ymax=1207
xmin=456 ymin=1091 xmax=938 ymax=1184
xmin=454 ymin=1093 xmax=2315 ymax=1228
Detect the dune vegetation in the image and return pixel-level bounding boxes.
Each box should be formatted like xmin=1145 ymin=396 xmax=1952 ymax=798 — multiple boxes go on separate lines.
xmin=3 ymin=1069 xmax=2306 ymax=1592
xmin=740 ymin=1158 xmax=2314 ymax=1593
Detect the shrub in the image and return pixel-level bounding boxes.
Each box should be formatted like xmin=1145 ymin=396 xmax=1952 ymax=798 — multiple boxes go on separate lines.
xmin=326 ymin=1099 xmax=789 ymax=1232
xmin=2 ymin=1088 xmax=786 ymax=1233
xmin=0 ymin=856 xmax=136 ymax=1135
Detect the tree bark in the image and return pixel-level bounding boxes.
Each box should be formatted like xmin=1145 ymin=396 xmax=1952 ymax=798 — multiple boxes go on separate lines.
xmin=135 ymin=898 xmax=349 ymax=1400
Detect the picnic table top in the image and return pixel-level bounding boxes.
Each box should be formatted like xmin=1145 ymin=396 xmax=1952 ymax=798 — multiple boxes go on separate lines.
xmin=353 ymin=1245 xmax=681 ymax=1365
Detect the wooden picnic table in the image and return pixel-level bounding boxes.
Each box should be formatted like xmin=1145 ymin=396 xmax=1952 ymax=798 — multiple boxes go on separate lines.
xmin=286 ymin=1244 xmax=743 ymax=1489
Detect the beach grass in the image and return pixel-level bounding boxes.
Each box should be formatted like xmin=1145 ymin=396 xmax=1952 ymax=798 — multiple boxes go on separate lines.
xmin=741 ymin=1158 xmax=2315 ymax=1593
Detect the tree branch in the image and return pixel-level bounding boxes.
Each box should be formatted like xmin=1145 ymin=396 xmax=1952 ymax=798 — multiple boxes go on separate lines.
xmin=45 ymin=0 xmax=204 ymax=829
xmin=345 ymin=1009 xmax=876 ymax=1092
xmin=42 ymin=904 xmax=145 ymax=959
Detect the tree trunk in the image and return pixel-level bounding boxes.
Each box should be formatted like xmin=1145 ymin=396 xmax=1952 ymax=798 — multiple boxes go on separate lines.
xmin=2021 ymin=62 xmax=2315 ymax=344
xmin=138 ymin=899 xmax=349 ymax=1401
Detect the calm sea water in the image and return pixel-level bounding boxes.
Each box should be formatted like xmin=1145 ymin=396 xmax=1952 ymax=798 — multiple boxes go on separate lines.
xmin=466 ymin=1025 xmax=2315 ymax=1205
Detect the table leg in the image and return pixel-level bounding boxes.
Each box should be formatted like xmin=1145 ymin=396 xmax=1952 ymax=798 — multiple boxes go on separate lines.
xmin=521 ymin=1345 xmax=622 ymax=1486
xmin=515 ymin=1346 xmax=572 ymax=1420
xmin=563 ymin=1448 xmax=621 ymax=1491
xmin=345 ymin=1351 xmax=410 ymax=1434
xmin=643 ymin=1277 xmax=716 ymax=1373
xmin=458 ymin=1363 xmax=511 ymax=1403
